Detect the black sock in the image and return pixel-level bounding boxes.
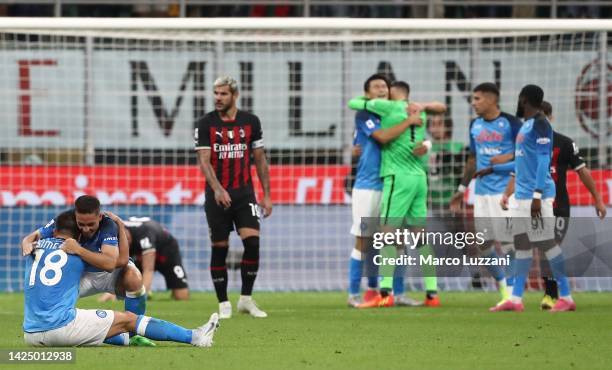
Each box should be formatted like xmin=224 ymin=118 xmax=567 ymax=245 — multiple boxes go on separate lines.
xmin=426 ymin=290 xmax=438 ymax=299
xmin=240 ymin=236 xmax=260 ymax=296
xmin=210 ymin=245 xmax=229 ymax=302
xmin=380 ymin=288 xmax=391 ymax=297
xmin=543 ymin=276 xmax=559 ymax=299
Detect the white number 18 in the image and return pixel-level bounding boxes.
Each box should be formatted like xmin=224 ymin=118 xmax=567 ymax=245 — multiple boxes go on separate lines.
xmin=28 ymin=249 xmax=68 ymax=287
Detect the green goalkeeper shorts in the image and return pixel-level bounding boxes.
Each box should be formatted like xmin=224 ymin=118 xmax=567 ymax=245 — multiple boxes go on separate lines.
xmin=380 ymin=174 xmax=427 ymax=226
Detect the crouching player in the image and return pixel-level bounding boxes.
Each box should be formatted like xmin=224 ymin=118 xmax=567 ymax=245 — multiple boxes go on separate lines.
xmin=23 ymin=211 xmax=220 ymax=347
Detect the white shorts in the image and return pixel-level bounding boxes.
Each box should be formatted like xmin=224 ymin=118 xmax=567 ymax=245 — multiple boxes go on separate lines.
xmin=79 ymin=260 xmax=137 ymax=298
xmin=510 ymin=198 xmax=555 ymax=242
xmin=24 ymin=309 xmax=114 ymax=347
xmin=350 ymin=188 xmax=382 ymax=237
xmin=473 ymin=194 xmax=513 ymax=243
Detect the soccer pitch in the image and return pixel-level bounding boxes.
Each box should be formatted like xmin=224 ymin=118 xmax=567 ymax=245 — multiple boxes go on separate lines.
xmin=1 ymin=292 xmax=612 ymax=370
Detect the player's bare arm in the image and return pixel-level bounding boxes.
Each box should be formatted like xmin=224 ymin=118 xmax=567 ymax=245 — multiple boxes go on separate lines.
xmin=490 ymin=152 xmax=514 ymax=165
xmin=450 ymin=154 xmax=476 ymax=212
xmin=500 ymin=176 xmax=515 ymax=210
xmin=20 ymin=230 xmax=41 ymax=256
xmin=140 ymin=250 xmax=156 ymax=293
xmin=370 ymin=115 xmax=421 ymax=144
xmin=423 ymin=101 xmax=447 ymax=114
xmin=62 ymin=240 xmax=118 ymax=272
xmin=253 ymin=147 xmax=273 ymax=217
xmin=577 ymin=166 xmax=607 ymax=219
xmin=105 ymin=211 xmax=129 ymax=268
xmin=197 ymin=148 xmax=231 ymax=208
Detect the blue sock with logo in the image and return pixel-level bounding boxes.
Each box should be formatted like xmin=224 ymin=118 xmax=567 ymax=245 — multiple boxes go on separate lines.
xmin=135 ymin=315 xmax=192 ymax=344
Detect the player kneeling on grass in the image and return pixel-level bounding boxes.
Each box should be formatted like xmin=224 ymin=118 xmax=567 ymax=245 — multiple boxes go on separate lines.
xmin=23 ymin=211 xmax=220 ymax=348
xmin=99 ymin=216 xmax=190 ymax=302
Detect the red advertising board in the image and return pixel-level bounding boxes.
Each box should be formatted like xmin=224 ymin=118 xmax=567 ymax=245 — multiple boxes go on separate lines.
xmin=0 ymin=165 xmax=608 ymax=206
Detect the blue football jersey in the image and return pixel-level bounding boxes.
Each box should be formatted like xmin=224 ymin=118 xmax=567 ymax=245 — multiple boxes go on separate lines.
xmin=514 ymin=113 xmax=556 ymax=200
xmin=353 ymin=110 xmax=383 ymax=191
xmin=39 ymin=214 xmax=118 ymax=272
xmin=469 ymin=112 xmax=521 ymax=195
xmin=23 ymin=237 xmax=85 ymax=332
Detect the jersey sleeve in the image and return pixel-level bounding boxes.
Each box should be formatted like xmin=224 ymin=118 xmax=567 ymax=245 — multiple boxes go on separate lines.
xmin=356 ymin=112 xmax=380 ymax=138
xmin=38 ymin=218 xmax=56 ymax=239
xmin=348 ymin=96 xmax=368 ymax=111
xmin=507 ymin=115 xmax=522 ymax=142
xmin=251 ymin=115 xmax=264 ymax=149
xmin=566 ymin=139 xmax=586 ymax=171
xmin=534 ymin=118 xmax=553 ymax=193
xmin=138 ymin=230 xmax=157 ymax=255
xmin=194 ymin=115 xmax=211 ymax=150
xmin=99 ymin=219 xmax=119 ymax=248
xmin=364 ymin=98 xmax=395 ymax=117
xmin=468 ymin=119 xmax=476 ymax=154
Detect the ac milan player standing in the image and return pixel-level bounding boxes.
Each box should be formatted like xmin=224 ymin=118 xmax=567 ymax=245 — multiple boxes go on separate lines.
xmin=195 ymin=76 xmax=272 ymax=319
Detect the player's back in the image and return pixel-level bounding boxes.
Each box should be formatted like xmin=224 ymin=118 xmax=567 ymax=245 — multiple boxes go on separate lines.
xmin=470 ymin=112 xmax=521 ymax=195
xmin=23 ymin=237 xmax=85 ymax=332
xmin=125 ymin=217 xmax=173 ymax=256
xmin=514 ymin=113 xmax=555 ymax=200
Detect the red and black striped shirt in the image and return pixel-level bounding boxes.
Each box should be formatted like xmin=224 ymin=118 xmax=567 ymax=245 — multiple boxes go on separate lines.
xmin=194 ymin=110 xmax=264 ymax=193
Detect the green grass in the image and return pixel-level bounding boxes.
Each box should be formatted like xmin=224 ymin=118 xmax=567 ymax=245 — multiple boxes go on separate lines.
xmin=1 ymin=292 xmax=612 ymax=370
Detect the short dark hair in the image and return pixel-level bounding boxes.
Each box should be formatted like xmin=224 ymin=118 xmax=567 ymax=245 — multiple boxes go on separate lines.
xmin=541 ymin=100 xmax=552 ymax=117
xmin=473 ymin=82 xmax=500 ymax=98
xmin=390 ymin=80 xmax=410 ymax=96
xmin=75 ymin=195 xmax=100 ymax=215
xmin=519 ymin=84 xmax=544 ymax=108
xmin=55 ymin=210 xmax=79 ymax=239
xmin=363 ymin=74 xmax=390 ymax=93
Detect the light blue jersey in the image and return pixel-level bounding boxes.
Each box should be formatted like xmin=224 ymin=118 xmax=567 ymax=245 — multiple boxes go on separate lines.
xmin=514 ymin=113 xmax=556 ymax=200
xmin=39 ymin=214 xmax=118 ymax=272
xmin=469 ymin=112 xmax=522 ymax=195
xmin=23 ymin=237 xmax=85 ymax=332
xmin=353 ymin=110 xmax=383 ymax=191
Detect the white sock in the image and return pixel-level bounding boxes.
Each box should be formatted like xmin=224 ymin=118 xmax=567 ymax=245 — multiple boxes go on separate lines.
xmin=560 ymin=295 xmax=573 ymax=302
xmin=510 ymin=295 xmax=522 ymax=304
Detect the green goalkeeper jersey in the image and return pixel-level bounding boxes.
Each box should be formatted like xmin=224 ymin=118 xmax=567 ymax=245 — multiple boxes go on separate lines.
xmin=348 ymin=96 xmax=427 ymax=177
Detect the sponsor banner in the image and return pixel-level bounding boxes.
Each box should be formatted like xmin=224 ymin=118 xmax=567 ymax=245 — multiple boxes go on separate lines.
xmin=1 ymin=48 xmax=609 ymax=149
xmin=1 ymin=165 xmax=610 ymax=206
xmin=0 ymin=165 xmax=350 ymax=206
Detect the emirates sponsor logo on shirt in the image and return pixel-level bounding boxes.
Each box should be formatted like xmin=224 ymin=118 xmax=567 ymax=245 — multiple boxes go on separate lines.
xmin=213 ymin=142 xmax=248 ymax=159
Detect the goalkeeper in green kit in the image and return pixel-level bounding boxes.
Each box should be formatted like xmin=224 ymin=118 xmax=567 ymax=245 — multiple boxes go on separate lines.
xmin=347 ymin=81 xmax=446 ymax=308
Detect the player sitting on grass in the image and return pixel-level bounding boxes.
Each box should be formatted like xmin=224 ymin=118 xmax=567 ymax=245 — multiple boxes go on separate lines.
xmin=23 ymin=210 xmax=220 ymax=347
xmin=21 ymin=195 xmax=153 ymax=346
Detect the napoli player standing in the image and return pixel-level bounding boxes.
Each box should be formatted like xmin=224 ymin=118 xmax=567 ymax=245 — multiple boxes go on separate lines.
xmin=23 ymin=211 xmax=220 ymax=347
xmin=493 ymin=85 xmax=574 ymax=312
xmin=450 ymin=82 xmax=520 ymax=305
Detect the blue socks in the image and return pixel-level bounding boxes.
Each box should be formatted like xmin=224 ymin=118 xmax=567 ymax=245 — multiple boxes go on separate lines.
xmin=546 ymin=247 xmax=570 ymax=297
xmin=348 ymin=249 xmax=364 ymax=295
xmin=483 ymin=250 xmax=505 ymax=282
xmin=125 ymin=286 xmax=147 ymax=316
xmin=135 ymin=315 xmax=192 ymax=344
xmin=104 ymin=333 xmax=129 ymax=346
xmin=393 ymin=262 xmax=406 ymax=296
xmin=512 ymin=251 xmax=532 ymax=298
